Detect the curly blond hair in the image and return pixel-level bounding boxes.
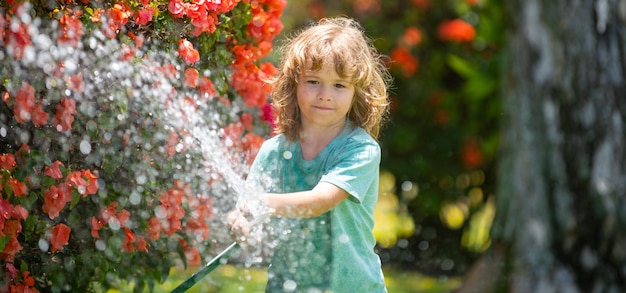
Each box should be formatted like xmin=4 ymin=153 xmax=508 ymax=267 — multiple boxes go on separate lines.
xmin=269 ymin=17 xmax=392 ymax=141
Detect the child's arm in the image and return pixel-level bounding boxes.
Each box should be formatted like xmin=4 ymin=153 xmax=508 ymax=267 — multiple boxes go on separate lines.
xmin=261 ymin=182 xmax=350 ymax=218
xmin=227 ymin=182 xmax=349 ymax=240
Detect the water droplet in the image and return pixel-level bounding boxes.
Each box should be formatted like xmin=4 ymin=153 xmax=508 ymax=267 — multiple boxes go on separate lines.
xmin=108 ymin=218 xmax=121 ymax=230
xmin=136 ymin=174 xmax=147 ymax=185
xmin=80 ymin=140 xmax=92 ymax=154
xmin=130 ymin=191 xmax=141 ymax=205
xmin=95 ymin=240 xmax=106 ymax=251
xmin=283 ymin=151 xmax=292 ymax=160
xmin=441 ymin=259 xmax=454 ymax=271
xmin=418 ymin=240 xmax=429 ymax=250
xmin=38 ymin=239 xmax=49 ymax=252
xmin=283 ymin=280 xmax=297 ymax=291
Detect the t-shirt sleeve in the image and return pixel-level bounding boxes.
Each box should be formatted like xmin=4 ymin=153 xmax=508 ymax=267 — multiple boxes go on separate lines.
xmin=320 ymin=139 xmax=381 ymax=204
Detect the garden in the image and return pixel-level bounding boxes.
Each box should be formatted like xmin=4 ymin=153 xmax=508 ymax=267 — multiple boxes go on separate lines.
xmin=2 ymin=0 xmax=506 ymax=292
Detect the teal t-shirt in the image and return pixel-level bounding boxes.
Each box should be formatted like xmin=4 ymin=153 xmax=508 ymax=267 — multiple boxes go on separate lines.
xmin=246 ymin=121 xmax=387 ymax=293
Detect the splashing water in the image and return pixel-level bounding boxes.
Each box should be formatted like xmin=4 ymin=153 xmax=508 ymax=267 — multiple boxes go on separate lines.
xmin=0 ymin=4 xmax=272 ymax=289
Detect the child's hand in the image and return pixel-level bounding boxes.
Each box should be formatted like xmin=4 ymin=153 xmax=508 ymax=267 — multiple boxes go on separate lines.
xmin=226 ymin=207 xmax=251 ymax=243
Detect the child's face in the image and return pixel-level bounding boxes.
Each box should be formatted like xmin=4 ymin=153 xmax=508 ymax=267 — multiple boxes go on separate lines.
xmin=296 ymin=61 xmax=355 ymax=130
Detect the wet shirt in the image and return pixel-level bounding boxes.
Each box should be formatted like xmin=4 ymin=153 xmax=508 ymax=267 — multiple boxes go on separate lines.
xmin=246 ymin=121 xmax=387 ymax=293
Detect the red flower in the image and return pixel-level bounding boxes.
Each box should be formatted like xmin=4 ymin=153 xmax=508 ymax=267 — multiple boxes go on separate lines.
xmin=437 ymin=19 xmax=476 ymax=43
xmin=399 ymin=27 xmax=422 ymax=48
xmin=0 ymin=154 xmax=16 ymax=170
xmin=58 ymin=9 xmax=84 ymax=47
xmin=240 ymin=113 xmax=253 ymax=132
xmin=135 ymin=7 xmax=155 ymax=26
xmin=218 ymin=0 xmax=240 ymax=13
xmin=389 ymin=47 xmax=419 ymax=77
xmin=185 ymin=216 xmax=209 ymax=240
xmin=157 ymin=186 xmax=187 ymax=235
xmin=180 ymin=239 xmax=200 ymax=266
xmin=66 ymin=171 xmax=88 ymax=193
xmin=49 ymin=223 xmax=71 ymax=252
xmin=21 ymin=271 xmax=35 ymax=287
xmin=13 ymin=83 xmax=35 ymax=124
xmin=4 ymin=17 xmax=31 ymax=61
xmin=0 ymin=199 xmax=13 ymax=230
xmin=461 ymin=137 xmax=483 ymax=169
xmin=260 ymin=103 xmax=276 ymax=129
xmin=168 ymin=0 xmax=185 ymax=19
xmin=42 ymin=184 xmax=72 ymax=219
xmin=31 ymin=103 xmax=49 ymax=127
xmin=230 ymin=62 xmax=276 ymax=107
xmin=107 ymin=3 xmax=133 ymax=29
xmin=90 ymin=8 xmax=104 ymax=23
xmin=184 ymin=68 xmax=199 ymax=87
xmin=44 ymin=160 xmax=64 ymax=179
xmin=67 ymin=73 xmax=84 ymax=93
xmin=117 ymin=209 xmax=130 ymax=227
xmin=7 ymin=177 xmax=27 ymax=197
xmin=122 ymin=227 xmax=135 ymax=253
xmin=185 ymin=246 xmax=201 ymax=266
xmin=198 ymin=76 xmax=217 ymax=99
xmin=53 ymin=97 xmax=77 ymax=132
xmin=178 ymin=39 xmax=200 ymax=65
xmin=204 ymin=0 xmax=222 ymax=11
xmin=146 ymin=217 xmax=161 ymax=240
xmin=247 ymin=0 xmax=285 ymax=50
xmin=190 ymin=12 xmax=218 ymax=36
xmin=135 ymin=236 xmax=148 ymax=253
xmin=13 ymin=205 xmax=28 ymax=221
xmin=66 ymin=169 xmax=97 ymax=196
xmin=82 ymin=169 xmax=99 ymax=195
xmin=90 ymin=216 xmax=103 ymax=238
xmin=1 ymin=235 xmax=23 ymax=262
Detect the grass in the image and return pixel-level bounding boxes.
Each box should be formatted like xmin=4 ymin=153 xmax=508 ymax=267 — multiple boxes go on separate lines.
xmin=100 ymin=265 xmax=461 ymax=293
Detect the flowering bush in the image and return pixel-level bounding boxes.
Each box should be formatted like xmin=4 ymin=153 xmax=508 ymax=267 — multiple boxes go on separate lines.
xmin=0 ymin=0 xmax=285 ymax=291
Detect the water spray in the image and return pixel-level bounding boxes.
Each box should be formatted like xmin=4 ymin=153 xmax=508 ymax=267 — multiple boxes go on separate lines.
xmin=170 ymin=213 xmax=270 ymax=293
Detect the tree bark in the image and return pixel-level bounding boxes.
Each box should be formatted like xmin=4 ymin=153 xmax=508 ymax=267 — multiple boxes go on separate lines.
xmin=457 ymin=0 xmax=626 ymax=292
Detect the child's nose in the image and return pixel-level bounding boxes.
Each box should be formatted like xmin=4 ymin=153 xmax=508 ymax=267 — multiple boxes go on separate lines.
xmin=317 ymin=87 xmax=332 ymax=101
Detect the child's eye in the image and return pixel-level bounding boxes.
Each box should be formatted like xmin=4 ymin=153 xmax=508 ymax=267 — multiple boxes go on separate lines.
xmin=334 ymin=83 xmax=347 ymax=89
xmin=307 ymin=80 xmax=319 ymax=85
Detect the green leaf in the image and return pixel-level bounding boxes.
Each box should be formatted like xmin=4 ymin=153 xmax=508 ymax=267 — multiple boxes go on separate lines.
xmin=447 ymin=54 xmax=476 ymax=79
xmin=133 ymin=278 xmax=146 ymax=293
xmin=463 ymin=75 xmax=497 ymax=100
xmin=69 ymin=190 xmax=81 ymax=210
xmin=23 ymin=215 xmax=37 ymax=241
xmin=101 ymin=151 xmax=124 ymax=173
xmin=0 ymin=235 xmax=10 ymax=252
xmin=20 ymin=260 xmax=28 ymax=272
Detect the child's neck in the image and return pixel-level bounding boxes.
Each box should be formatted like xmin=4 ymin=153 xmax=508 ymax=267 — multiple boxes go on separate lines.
xmin=299 ymin=121 xmax=346 ymax=161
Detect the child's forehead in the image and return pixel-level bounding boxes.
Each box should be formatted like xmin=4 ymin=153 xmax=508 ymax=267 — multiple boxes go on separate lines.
xmin=301 ymin=57 xmax=352 ymax=72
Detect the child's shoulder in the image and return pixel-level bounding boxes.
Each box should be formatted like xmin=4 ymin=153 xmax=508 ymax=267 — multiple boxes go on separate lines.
xmin=332 ymin=125 xmax=380 ymax=155
xmin=257 ymin=133 xmax=291 ymax=154
xmin=342 ymin=124 xmax=377 ymax=145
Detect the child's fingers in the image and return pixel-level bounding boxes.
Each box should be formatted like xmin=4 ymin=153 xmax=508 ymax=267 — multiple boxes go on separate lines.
xmin=226 ymin=210 xmax=251 ymax=242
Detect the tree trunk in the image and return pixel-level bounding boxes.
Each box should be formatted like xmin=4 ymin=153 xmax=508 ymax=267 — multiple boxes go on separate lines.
xmin=457 ymin=0 xmax=626 ymax=292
